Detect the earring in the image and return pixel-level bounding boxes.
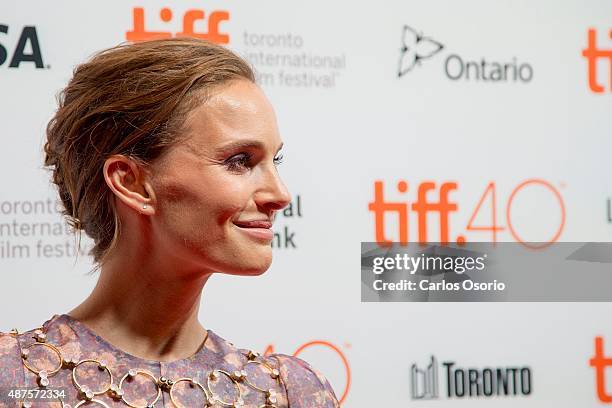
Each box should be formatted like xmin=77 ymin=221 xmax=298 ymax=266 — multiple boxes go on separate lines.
xmin=142 ymin=204 xmax=148 ymax=210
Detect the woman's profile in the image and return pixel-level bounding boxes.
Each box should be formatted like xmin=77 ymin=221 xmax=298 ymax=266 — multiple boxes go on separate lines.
xmin=0 ymin=38 xmax=339 ymax=407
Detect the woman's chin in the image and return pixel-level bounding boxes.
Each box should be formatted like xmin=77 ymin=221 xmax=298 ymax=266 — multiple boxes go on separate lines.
xmin=222 ymin=251 xmax=273 ymax=276
xmin=224 ymin=265 xmax=270 ymax=277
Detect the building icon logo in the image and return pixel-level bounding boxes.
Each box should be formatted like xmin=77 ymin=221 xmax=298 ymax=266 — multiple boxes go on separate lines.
xmin=411 ymin=355 xmax=439 ymax=399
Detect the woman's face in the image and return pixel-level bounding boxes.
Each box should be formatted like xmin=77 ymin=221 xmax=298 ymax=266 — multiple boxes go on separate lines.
xmin=149 ymin=79 xmax=291 ymax=276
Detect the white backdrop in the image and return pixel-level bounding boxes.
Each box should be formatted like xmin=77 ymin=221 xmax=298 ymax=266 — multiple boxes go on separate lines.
xmin=1 ymin=1 xmax=611 ymax=406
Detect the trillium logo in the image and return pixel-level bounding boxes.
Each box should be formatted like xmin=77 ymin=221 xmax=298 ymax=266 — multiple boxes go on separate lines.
xmin=397 ymin=25 xmax=444 ymax=77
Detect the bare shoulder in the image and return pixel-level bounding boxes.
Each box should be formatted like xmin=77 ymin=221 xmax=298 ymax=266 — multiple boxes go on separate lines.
xmin=268 ymin=353 xmax=340 ymax=408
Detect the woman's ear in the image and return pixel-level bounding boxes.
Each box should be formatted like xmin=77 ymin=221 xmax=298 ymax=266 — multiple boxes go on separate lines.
xmin=142 ymin=179 xmax=157 ymax=214
xmin=103 ymin=155 xmax=156 ymax=215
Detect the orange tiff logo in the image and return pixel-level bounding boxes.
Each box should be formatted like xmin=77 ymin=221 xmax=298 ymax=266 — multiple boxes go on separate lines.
xmin=126 ymin=7 xmax=229 ymax=44
xmin=369 ymin=179 xmax=565 ymax=247
xmin=590 ymin=337 xmax=612 ymax=402
xmin=582 ymin=28 xmax=612 ymax=93
xmin=369 ymin=181 xmax=458 ymax=245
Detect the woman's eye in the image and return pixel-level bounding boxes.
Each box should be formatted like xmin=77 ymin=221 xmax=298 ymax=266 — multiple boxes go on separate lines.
xmin=225 ymin=152 xmax=283 ymax=172
xmin=225 ymin=153 xmax=252 ymax=171
xmin=273 ymin=153 xmax=284 ymax=166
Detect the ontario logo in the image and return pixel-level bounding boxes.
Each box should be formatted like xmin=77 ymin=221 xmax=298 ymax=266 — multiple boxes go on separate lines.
xmin=397 ymin=24 xmax=533 ymax=82
xmin=126 ymin=7 xmax=230 ymax=44
xmin=397 ymin=25 xmax=444 ymax=76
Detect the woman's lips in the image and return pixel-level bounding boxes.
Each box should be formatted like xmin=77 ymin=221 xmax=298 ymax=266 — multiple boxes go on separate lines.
xmin=233 ymin=220 xmax=273 ymax=240
xmin=233 ymin=220 xmax=272 ymax=228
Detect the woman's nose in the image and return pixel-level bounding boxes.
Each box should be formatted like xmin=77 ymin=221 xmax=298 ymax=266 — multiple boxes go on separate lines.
xmin=256 ymin=165 xmax=292 ymax=211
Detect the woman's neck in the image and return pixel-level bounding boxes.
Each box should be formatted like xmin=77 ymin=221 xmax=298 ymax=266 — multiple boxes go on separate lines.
xmin=68 ymin=239 xmax=213 ymax=362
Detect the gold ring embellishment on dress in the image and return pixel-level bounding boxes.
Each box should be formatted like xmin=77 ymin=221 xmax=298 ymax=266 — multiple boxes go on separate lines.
xmin=118 ymin=369 xmax=162 ymax=408
xmin=15 ymin=327 xmax=288 ymax=407
xmin=168 ymin=377 xmax=211 ymax=407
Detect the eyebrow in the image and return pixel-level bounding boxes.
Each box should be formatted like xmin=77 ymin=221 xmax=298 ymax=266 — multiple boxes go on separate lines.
xmin=215 ymin=140 xmax=284 ymax=155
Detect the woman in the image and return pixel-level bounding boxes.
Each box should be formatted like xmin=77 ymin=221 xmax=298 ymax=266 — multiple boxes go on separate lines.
xmin=0 ymin=38 xmax=339 ymax=407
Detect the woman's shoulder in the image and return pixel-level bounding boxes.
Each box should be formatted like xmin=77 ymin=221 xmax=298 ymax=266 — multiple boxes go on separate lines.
xmin=212 ymin=329 xmax=340 ymax=408
xmin=0 ymin=329 xmax=29 ymax=398
xmin=267 ymin=353 xmax=340 ymax=408
xmin=0 ymin=328 xmax=24 ymax=365
xmin=0 ymin=320 xmax=53 ymax=382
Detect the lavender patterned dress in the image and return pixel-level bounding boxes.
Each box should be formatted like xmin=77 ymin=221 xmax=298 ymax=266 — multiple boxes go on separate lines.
xmin=0 ymin=315 xmax=339 ymax=407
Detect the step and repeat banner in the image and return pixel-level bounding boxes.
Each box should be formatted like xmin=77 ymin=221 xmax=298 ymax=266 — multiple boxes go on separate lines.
xmin=1 ymin=1 xmax=611 ymax=406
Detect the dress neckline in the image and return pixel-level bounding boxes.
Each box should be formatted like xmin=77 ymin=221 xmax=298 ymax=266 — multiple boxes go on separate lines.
xmin=53 ymin=313 xmax=214 ymax=365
